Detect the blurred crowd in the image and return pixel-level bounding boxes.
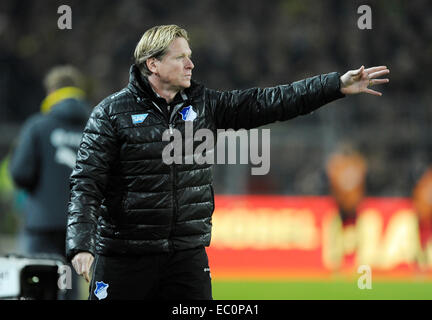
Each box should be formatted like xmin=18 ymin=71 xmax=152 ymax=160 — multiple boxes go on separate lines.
xmin=0 ymin=0 xmax=431 ymax=200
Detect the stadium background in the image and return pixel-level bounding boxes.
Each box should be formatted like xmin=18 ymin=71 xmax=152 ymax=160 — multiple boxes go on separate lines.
xmin=0 ymin=0 xmax=431 ymax=299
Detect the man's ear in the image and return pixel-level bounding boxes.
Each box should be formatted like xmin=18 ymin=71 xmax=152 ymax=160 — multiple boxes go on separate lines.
xmin=146 ymin=57 xmax=158 ymax=74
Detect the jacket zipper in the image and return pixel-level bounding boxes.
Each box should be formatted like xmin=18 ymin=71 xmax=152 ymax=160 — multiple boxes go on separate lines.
xmin=169 ymin=124 xmax=178 ymax=251
xmin=142 ymin=98 xmax=179 ymax=250
xmin=165 ymin=105 xmax=178 ymax=250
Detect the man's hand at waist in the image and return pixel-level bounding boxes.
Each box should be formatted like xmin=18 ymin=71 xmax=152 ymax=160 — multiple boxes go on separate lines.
xmin=72 ymin=252 xmax=94 ymax=283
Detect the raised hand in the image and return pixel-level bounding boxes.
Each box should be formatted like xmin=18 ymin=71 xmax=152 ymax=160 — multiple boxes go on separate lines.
xmin=340 ymin=65 xmax=390 ymax=96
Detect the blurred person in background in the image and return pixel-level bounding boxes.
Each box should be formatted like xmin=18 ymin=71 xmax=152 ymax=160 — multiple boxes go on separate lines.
xmin=325 ymin=142 xmax=367 ymax=270
xmin=0 ymin=152 xmax=23 ymax=236
xmin=67 ymin=24 xmax=390 ymax=300
xmin=412 ymin=167 xmax=432 ymax=270
xmin=8 ymin=65 xmax=91 ymax=299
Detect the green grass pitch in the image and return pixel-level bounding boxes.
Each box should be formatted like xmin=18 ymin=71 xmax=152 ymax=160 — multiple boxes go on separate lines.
xmin=212 ymin=279 xmax=432 ymax=300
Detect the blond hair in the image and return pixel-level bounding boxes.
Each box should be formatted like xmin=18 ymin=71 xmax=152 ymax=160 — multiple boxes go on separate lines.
xmin=43 ymin=65 xmax=85 ymax=93
xmin=134 ymin=25 xmax=189 ymax=76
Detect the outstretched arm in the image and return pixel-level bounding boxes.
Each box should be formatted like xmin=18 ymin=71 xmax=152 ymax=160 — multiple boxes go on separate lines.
xmin=209 ymin=72 xmax=345 ymax=130
xmin=340 ymin=65 xmax=390 ymax=96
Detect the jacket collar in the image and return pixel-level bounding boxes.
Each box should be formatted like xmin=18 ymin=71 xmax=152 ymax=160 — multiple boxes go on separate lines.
xmin=127 ymin=64 xmax=203 ymax=104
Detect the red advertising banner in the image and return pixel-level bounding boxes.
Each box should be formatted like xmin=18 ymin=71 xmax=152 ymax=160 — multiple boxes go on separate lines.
xmin=207 ymin=195 xmax=431 ymax=280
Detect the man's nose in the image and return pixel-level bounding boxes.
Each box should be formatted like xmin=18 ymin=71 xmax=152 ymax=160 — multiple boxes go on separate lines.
xmin=185 ymin=57 xmax=194 ymax=70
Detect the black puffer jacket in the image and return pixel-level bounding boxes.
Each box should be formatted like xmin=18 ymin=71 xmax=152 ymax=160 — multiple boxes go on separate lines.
xmin=66 ymin=65 xmax=344 ymax=260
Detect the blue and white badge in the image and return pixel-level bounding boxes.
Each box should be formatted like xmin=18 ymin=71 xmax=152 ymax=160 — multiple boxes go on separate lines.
xmin=94 ymin=281 xmax=109 ymax=300
xmin=179 ymin=105 xmax=197 ymax=121
xmin=131 ymin=113 xmax=148 ymax=124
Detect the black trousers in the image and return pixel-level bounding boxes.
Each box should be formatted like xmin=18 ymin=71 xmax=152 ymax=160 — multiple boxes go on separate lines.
xmin=89 ymin=247 xmax=212 ymax=300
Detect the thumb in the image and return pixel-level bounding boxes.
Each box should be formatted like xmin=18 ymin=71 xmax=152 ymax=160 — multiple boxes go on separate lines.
xmin=352 ymin=65 xmax=364 ymax=76
xmin=83 ymin=271 xmax=90 ymax=283
xmin=80 ymin=263 xmax=90 ymax=282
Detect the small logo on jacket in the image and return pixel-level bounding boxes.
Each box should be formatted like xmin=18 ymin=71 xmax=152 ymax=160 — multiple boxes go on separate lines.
xmin=179 ymin=106 xmax=197 ymax=121
xmin=94 ymin=281 xmax=109 ymax=300
xmin=131 ymin=113 xmax=148 ymax=124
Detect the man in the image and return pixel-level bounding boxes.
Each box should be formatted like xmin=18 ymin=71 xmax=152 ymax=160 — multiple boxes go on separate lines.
xmin=412 ymin=167 xmax=432 ymax=269
xmin=325 ymin=142 xmax=367 ymax=269
xmin=9 ymin=65 xmax=91 ymax=299
xmin=67 ymin=25 xmax=390 ymax=300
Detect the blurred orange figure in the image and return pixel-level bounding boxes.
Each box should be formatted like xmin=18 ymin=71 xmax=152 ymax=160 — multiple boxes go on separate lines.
xmin=325 ymin=143 xmax=367 ymax=268
xmin=327 ymin=144 xmax=367 ymax=224
xmin=412 ymin=167 xmax=432 ymax=267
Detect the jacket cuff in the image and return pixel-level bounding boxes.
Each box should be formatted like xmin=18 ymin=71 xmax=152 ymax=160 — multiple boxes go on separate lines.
xmin=65 ymin=248 xmax=95 ymax=263
xmin=323 ymin=72 xmax=346 ymax=103
xmin=65 ymin=222 xmax=96 ymax=262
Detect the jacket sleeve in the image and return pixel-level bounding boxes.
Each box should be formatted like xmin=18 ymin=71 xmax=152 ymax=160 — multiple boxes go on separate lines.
xmin=9 ymin=116 xmax=41 ymax=191
xmin=207 ymin=72 xmax=345 ymax=130
xmin=66 ymin=104 xmax=118 ymax=261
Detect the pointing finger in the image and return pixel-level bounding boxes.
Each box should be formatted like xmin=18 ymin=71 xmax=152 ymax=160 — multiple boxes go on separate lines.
xmin=368 ymin=69 xmax=390 ymax=79
xmin=83 ymin=271 xmax=90 ymax=283
xmin=369 ymin=78 xmax=389 ymax=86
xmin=364 ymin=66 xmax=387 ymax=74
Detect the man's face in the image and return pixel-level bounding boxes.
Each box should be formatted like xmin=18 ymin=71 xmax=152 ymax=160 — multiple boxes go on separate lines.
xmin=154 ymin=37 xmax=194 ymax=90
